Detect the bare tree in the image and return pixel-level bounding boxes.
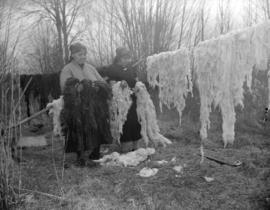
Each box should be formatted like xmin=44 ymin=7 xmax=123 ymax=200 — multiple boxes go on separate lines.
xmin=261 ymin=0 xmax=270 ymax=19
xmin=192 ymin=0 xmax=211 ymax=46
xmin=23 ymin=0 xmax=87 ymax=66
xmin=215 ymin=0 xmax=233 ymax=35
xmin=177 ymin=0 xmax=188 ymax=48
xmin=85 ymin=0 xmax=180 ymax=66
xmin=0 ymin=1 xmax=22 ymax=209
xmin=25 ymin=23 xmax=62 ymax=73
xmin=176 ymin=0 xmax=204 ymax=49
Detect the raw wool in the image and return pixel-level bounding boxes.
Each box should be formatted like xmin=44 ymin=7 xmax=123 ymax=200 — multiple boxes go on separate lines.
xmin=138 ymin=167 xmax=159 ymax=177
xmin=92 ymin=81 xmax=113 ymax=145
xmin=194 ymin=21 xmax=270 ymax=146
xmin=95 ymin=148 xmax=155 ymax=167
xmin=146 ymin=48 xmax=192 ymax=124
xmin=47 ymin=96 xmax=64 ymax=136
xmin=134 ymin=81 xmax=172 ymax=147
xmin=109 ymin=81 xmax=133 ymax=144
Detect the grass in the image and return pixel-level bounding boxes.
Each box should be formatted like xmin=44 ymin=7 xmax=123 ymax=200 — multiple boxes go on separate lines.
xmin=12 ymin=114 xmax=270 ymax=210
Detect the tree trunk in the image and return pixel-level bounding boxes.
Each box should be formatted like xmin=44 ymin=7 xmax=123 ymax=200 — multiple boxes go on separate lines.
xmin=55 ymin=0 xmax=64 ymax=67
xmin=177 ymin=0 xmax=187 ymax=49
xmin=266 ymin=0 xmax=270 ymax=19
xmin=61 ymin=0 xmax=69 ymax=65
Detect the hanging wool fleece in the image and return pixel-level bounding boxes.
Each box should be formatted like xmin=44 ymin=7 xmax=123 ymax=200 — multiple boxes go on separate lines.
xmin=194 ymin=21 xmax=270 ymax=146
xmin=46 ymin=96 xmax=64 ymax=136
xmin=146 ymin=48 xmax=192 ymax=124
xmin=109 ymin=81 xmax=133 ymax=144
xmin=134 ymin=81 xmax=172 ymax=147
xmin=60 ymin=78 xmax=112 ymax=153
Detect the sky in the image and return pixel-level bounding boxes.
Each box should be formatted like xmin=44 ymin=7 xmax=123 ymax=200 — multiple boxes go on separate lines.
xmin=208 ymin=0 xmax=246 ymax=24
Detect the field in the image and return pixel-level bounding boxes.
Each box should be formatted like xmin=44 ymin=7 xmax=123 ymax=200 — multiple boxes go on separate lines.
xmin=14 ymin=109 xmax=270 ymax=210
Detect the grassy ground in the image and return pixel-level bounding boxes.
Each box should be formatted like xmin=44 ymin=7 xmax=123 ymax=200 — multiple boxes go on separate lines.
xmin=13 ymin=115 xmax=270 ymax=210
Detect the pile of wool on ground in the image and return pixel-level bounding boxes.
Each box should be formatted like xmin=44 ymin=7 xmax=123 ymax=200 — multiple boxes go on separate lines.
xmin=46 ymin=96 xmax=64 ymax=136
xmin=134 ymin=81 xmax=172 ymax=147
xmin=109 ymin=81 xmax=133 ymax=144
xmin=95 ymin=147 xmax=155 ymax=167
xmin=194 ymin=21 xmax=270 ymax=146
xmin=146 ymin=48 xmax=192 ymax=124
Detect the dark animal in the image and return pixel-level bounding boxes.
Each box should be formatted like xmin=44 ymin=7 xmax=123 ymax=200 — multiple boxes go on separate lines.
xmin=61 ymin=78 xmax=112 ymax=156
xmin=19 ymin=72 xmax=61 ymax=118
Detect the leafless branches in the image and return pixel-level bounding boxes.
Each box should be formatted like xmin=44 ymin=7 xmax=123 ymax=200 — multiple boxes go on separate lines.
xmin=23 ymin=0 xmax=87 ymax=67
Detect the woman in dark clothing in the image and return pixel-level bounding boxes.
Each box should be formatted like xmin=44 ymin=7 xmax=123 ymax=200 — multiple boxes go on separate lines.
xmin=98 ymin=47 xmax=141 ymax=152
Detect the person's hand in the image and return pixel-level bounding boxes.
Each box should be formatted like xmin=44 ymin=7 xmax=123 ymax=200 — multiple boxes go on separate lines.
xmin=76 ymin=83 xmax=84 ymax=92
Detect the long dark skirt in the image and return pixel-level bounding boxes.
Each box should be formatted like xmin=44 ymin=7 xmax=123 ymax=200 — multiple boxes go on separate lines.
xmin=120 ymin=94 xmax=141 ymax=143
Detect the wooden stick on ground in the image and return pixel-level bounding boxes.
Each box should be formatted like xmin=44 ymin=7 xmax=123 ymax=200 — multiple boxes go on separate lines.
xmin=16 ymin=188 xmax=66 ymax=201
xmin=197 ymin=150 xmax=242 ymax=167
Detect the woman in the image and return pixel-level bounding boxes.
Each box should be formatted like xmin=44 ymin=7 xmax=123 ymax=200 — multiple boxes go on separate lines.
xmin=98 ymin=47 xmax=141 ymax=153
xmin=60 ymin=42 xmax=108 ymax=166
xmin=60 ymin=42 xmax=104 ymax=91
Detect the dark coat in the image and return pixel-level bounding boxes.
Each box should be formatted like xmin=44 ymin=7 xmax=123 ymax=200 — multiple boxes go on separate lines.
xmin=98 ymin=63 xmax=141 ymax=143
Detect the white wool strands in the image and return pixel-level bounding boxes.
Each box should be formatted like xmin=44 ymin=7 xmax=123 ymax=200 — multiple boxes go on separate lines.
xmin=109 ymin=81 xmax=133 ymax=144
xmin=134 ymin=81 xmax=172 ymax=147
xmin=146 ymin=48 xmax=192 ymax=125
xmin=194 ymin=21 xmax=270 ymax=146
xmin=46 ymin=96 xmax=64 ymax=136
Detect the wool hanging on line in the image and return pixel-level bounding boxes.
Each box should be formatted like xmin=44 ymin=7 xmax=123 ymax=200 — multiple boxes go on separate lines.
xmin=109 ymin=81 xmax=133 ymax=144
xmin=46 ymin=96 xmax=64 ymax=136
xmin=146 ymin=48 xmax=192 ymax=125
xmin=134 ymin=81 xmax=172 ymax=147
xmin=194 ymin=21 xmax=270 ymax=146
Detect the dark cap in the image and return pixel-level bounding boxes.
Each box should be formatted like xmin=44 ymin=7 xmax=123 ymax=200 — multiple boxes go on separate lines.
xmin=115 ymin=47 xmax=131 ymax=58
xmin=70 ymin=42 xmax=87 ymax=54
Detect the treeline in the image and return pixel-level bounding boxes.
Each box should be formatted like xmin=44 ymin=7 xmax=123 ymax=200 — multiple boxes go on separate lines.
xmin=2 ymin=0 xmax=270 ymax=74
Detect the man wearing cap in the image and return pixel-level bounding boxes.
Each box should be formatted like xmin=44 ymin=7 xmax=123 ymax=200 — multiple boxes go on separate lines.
xmin=98 ymin=47 xmax=142 ymax=153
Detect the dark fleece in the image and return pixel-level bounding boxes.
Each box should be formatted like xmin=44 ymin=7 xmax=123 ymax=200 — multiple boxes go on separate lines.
xmin=61 ymin=78 xmax=112 ymax=153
